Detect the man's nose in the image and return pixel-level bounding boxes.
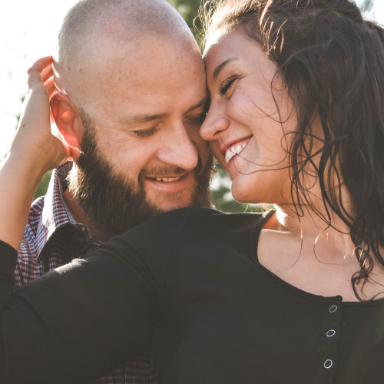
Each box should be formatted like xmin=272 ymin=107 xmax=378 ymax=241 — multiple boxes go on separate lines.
xmin=157 ymin=126 xmax=198 ymax=171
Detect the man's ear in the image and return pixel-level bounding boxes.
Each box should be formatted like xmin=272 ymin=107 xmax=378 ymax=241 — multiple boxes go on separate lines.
xmin=50 ymin=92 xmax=83 ymax=161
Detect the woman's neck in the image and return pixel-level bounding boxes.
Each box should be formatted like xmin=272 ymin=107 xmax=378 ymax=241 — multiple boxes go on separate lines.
xmin=273 ymin=203 xmax=357 ymax=265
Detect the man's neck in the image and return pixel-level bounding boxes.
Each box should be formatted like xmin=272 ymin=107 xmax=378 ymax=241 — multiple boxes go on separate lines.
xmin=63 ymin=188 xmax=112 ymax=242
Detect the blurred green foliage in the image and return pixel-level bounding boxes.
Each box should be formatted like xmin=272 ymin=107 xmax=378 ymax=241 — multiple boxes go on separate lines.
xmin=33 ymin=170 xmax=52 ymax=201
xmin=361 ymin=0 xmax=373 ymax=11
xmin=168 ymin=0 xmax=202 ymax=33
xmin=211 ymin=163 xmax=271 ymax=213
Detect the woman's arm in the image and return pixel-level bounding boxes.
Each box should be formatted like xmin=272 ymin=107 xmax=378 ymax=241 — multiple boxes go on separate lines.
xmin=0 ymin=57 xmax=76 ymax=310
xmin=0 ymin=241 xmax=18 ymax=308
xmin=0 ymin=204 xmax=192 ymax=384
xmin=0 ymin=235 xmax=159 ymax=384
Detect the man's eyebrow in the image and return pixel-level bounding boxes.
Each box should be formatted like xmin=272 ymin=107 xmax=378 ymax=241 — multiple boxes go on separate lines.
xmin=212 ymin=58 xmax=238 ymax=81
xmin=118 ymin=98 xmax=208 ymax=126
xmin=118 ymin=113 xmax=169 ymax=126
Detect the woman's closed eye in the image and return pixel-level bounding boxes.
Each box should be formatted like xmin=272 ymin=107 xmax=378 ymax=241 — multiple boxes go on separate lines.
xmin=219 ymin=75 xmax=240 ymax=97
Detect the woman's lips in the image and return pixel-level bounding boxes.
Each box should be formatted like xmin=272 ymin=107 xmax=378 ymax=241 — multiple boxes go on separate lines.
xmin=223 ymin=137 xmax=252 ymax=164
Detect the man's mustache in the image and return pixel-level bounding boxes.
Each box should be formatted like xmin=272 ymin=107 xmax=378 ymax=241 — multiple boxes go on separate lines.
xmin=139 ymin=153 xmax=211 ymax=180
xmin=140 ymin=166 xmax=189 ymax=178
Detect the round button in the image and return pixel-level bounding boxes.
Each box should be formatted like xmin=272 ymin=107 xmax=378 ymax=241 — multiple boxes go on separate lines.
xmin=324 ymin=359 xmax=333 ymax=369
xmin=326 ymin=329 xmax=336 ymax=337
xmin=329 ymin=305 xmax=338 ymax=313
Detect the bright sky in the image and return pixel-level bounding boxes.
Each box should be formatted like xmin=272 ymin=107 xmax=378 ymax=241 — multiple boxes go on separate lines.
xmin=0 ymin=0 xmax=383 ymax=157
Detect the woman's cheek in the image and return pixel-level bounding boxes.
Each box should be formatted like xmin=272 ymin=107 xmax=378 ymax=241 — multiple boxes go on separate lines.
xmin=209 ymin=140 xmax=226 ymax=167
xmin=227 ymin=89 xmax=253 ymax=124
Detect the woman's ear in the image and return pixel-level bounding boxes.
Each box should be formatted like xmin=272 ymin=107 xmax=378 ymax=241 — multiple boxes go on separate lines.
xmin=50 ymin=92 xmax=83 ymax=161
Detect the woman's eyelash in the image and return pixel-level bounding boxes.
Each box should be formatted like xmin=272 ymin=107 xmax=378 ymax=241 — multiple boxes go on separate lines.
xmin=219 ymin=76 xmax=238 ymax=96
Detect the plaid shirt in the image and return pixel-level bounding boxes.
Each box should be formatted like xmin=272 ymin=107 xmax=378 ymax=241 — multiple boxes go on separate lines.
xmin=15 ymin=162 xmax=159 ymax=384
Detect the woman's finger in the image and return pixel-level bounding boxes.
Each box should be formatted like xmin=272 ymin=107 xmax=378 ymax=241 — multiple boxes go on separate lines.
xmin=41 ymin=65 xmax=54 ymax=83
xmin=45 ymin=77 xmax=56 ymax=99
xmin=27 ymin=56 xmax=53 ymax=89
xmin=50 ymin=110 xmax=55 ymax=125
xmin=28 ymin=56 xmax=53 ymax=74
xmin=44 ymin=78 xmax=58 ymax=123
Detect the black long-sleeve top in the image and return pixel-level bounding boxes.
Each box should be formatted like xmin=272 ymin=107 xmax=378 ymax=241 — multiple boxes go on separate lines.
xmin=0 ymin=207 xmax=384 ymax=384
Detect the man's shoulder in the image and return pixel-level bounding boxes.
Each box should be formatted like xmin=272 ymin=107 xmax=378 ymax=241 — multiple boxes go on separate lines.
xmin=16 ymin=196 xmax=47 ymax=287
xmin=24 ymin=196 xmax=46 ymax=237
xmin=30 ymin=195 xmax=46 ymax=215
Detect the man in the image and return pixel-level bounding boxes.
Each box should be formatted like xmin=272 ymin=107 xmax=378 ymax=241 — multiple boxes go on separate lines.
xmin=15 ymin=0 xmax=212 ymax=383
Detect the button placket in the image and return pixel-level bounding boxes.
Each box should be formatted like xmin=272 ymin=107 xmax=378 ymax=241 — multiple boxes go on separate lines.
xmin=326 ymin=329 xmax=336 ymax=338
xmin=329 ymin=305 xmax=338 ymax=313
xmin=314 ymin=300 xmax=342 ymax=384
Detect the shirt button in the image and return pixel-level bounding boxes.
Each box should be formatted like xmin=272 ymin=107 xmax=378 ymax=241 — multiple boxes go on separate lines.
xmin=329 ymin=305 xmax=338 ymax=313
xmin=326 ymin=329 xmax=336 ymax=337
xmin=324 ymin=359 xmax=333 ymax=369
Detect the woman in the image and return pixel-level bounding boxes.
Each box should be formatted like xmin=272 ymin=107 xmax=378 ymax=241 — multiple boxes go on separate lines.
xmin=0 ymin=0 xmax=384 ymax=383
xmin=200 ymin=0 xmax=384 ymax=302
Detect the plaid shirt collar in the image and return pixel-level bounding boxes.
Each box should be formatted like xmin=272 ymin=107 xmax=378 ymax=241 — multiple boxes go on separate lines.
xmin=36 ymin=162 xmax=93 ymax=261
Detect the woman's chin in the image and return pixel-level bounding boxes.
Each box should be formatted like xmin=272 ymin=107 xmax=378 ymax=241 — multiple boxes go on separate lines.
xmin=231 ymin=184 xmax=256 ymax=205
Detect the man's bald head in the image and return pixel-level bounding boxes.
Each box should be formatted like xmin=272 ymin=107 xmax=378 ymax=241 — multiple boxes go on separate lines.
xmin=54 ymin=0 xmax=195 ymax=108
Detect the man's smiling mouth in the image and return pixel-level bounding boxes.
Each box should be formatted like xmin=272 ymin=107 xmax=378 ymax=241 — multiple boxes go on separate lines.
xmin=152 ymin=177 xmax=181 ymax=182
xmin=144 ymin=173 xmax=192 ymax=193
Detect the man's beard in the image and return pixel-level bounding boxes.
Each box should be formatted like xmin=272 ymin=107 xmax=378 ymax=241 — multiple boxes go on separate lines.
xmin=67 ymin=111 xmax=213 ymax=237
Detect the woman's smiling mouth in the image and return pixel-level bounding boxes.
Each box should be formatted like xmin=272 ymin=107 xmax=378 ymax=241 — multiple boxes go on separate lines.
xmin=223 ymin=138 xmax=251 ymax=164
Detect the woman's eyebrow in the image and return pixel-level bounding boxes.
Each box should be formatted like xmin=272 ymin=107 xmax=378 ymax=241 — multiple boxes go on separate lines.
xmin=212 ymin=58 xmax=238 ymax=81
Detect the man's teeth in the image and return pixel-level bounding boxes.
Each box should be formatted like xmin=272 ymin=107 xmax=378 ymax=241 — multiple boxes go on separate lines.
xmin=154 ymin=177 xmax=181 ymax=182
xmin=225 ymin=142 xmax=247 ymax=164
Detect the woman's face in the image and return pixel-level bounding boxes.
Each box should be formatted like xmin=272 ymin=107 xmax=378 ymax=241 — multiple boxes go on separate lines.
xmin=201 ymin=30 xmax=298 ymax=205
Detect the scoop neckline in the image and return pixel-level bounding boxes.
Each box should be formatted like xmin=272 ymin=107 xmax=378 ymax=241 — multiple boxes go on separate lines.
xmin=249 ymin=209 xmax=384 ymax=307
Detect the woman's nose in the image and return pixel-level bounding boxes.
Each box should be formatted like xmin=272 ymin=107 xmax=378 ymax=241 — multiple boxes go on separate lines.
xmin=199 ymin=108 xmax=230 ymax=142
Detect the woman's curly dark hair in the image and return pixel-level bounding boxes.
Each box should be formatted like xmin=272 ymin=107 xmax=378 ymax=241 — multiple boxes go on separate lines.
xmin=200 ymin=0 xmax=384 ymax=300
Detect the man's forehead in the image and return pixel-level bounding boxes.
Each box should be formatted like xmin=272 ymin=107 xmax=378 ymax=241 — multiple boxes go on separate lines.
xmin=63 ymin=27 xmax=206 ymax=120
xmin=86 ymin=34 xmax=204 ymax=90
xmin=103 ymin=33 xmax=198 ymax=63
xmin=55 ymin=0 xmax=199 ymax=105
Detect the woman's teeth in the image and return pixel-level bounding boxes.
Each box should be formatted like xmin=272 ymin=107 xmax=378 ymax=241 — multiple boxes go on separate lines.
xmin=154 ymin=177 xmax=181 ymax=182
xmin=225 ymin=142 xmax=247 ymax=164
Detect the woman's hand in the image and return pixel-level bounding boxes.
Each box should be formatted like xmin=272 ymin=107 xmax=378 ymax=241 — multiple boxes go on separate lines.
xmin=10 ymin=55 xmax=73 ymax=174
xmin=0 ymin=56 xmax=73 ymax=251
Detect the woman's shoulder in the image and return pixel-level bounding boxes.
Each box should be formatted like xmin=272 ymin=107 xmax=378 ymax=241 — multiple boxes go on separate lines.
xmin=118 ymin=207 xmax=220 ymax=247
xmin=129 ymin=207 xmax=269 ymax=233
xmin=99 ymin=208 xmax=273 ymax=284
xmin=127 ymin=207 xmax=273 ymax=247
xmin=105 ymin=208 xmax=217 ymax=256
xmin=107 ymin=207 xmax=274 ymax=257
xmin=111 ymin=207 xmax=265 ymax=248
